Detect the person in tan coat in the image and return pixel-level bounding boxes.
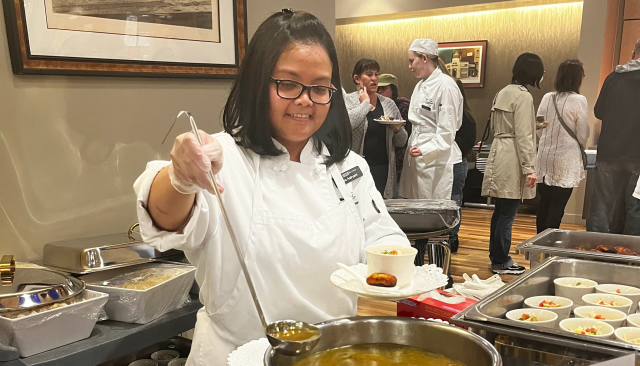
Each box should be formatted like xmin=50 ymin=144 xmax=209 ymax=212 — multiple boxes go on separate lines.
xmin=482 ymin=53 xmax=543 ymax=275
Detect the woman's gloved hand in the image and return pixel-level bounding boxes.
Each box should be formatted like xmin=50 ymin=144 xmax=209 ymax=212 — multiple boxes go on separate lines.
xmin=167 ymin=130 xmax=224 ymax=195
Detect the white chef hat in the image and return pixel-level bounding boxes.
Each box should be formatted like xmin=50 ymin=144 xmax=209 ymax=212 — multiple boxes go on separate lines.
xmin=409 ymin=39 xmax=438 ymax=56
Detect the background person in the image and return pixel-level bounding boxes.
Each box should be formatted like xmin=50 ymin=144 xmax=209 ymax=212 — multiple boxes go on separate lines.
xmin=134 ymin=11 xmax=408 ymax=365
xmin=449 ymin=79 xmax=477 ymax=253
xmin=482 ymin=53 xmax=543 ymax=275
xmin=587 ymin=37 xmax=640 ymax=234
xmin=535 ymin=59 xmax=589 ymax=233
xmin=398 ymin=39 xmax=463 ymax=200
xmin=377 ymin=73 xmax=412 ymax=185
xmin=345 ymin=59 xmax=408 ymax=198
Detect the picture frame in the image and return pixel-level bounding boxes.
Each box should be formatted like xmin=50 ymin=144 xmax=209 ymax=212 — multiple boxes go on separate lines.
xmin=438 ymin=40 xmax=488 ymax=88
xmin=2 ymin=0 xmax=247 ymax=78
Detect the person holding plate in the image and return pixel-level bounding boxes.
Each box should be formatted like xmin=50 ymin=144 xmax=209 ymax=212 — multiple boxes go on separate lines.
xmin=345 ymin=59 xmax=408 ymax=198
xmin=134 ymin=10 xmax=408 ymax=366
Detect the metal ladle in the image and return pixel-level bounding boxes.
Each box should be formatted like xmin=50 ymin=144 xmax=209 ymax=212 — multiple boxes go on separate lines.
xmin=163 ymin=111 xmax=321 ymax=356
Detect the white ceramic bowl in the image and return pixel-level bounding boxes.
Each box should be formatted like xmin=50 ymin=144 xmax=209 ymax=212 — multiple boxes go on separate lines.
xmin=573 ymin=306 xmax=627 ymax=328
xmin=626 ymin=314 xmax=640 ymax=328
xmin=559 ymin=318 xmax=614 ymax=339
xmin=554 ymin=277 xmax=597 ymax=308
xmin=505 ymin=308 xmax=558 ymax=328
xmin=365 ymin=244 xmax=417 ymax=288
xmin=615 ymin=327 xmax=640 ymax=345
xmin=596 ymin=284 xmax=640 ymax=313
xmin=524 ymin=296 xmax=573 ymax=320
xmin=582 ymin=293 xmax=633 ymax=314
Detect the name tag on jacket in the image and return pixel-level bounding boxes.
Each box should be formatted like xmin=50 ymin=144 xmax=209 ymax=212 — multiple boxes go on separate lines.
xmin=341 ymin=166 xmax=363 ymax=184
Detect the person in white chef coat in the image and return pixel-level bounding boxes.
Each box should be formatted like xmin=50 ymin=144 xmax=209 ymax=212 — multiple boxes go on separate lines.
xmin=133 ymin=10 xmax=408 ymax=366
xmin=398 ymin=39 xmax=463 ymax=200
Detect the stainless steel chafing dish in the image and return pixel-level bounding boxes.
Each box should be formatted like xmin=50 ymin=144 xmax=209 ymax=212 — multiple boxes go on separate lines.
xmin=264 ymin=316 xmax=502 ymax=366
xmin=516 ymin=229 xmax=640 ymax=268
xmin=43 ymin=224 xmax=180 ymax=274
xmin=451 ymin=257 xmax=640 ymax=365
xmin=384 ymin=199 xmax=459 ymax=234
xmin=0 ymin=256 xmax=85 ymax=312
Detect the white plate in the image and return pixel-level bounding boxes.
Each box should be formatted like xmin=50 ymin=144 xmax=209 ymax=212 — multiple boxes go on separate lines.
xmin=373 ymin=119 xmax=405 ymax=125
xmin=227 ymin=338 xmax=270 ymax=366
xmin=330 ymin=263 xmax=448 ymax=301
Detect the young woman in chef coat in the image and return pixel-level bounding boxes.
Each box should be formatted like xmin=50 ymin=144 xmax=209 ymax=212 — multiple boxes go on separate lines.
xmin=134 ymin=10 xmax=408 ymax=366
xmin=398 ymin=39 xmax=463 ymax=200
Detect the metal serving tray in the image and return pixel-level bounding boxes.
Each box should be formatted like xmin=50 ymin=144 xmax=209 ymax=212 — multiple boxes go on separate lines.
xmin=453 ymin=257 xmax=640 ymax=353
xmin=384 ymin=199 xmax=459 ymax=234
xmin=43 ymin=232 xmax=179 ymax=274
xmin=516 ymin=229 xmax=640 ymax=268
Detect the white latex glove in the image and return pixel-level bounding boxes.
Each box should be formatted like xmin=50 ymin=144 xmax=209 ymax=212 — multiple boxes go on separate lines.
xmin=167 ymin=130 xmax=224 ymax=195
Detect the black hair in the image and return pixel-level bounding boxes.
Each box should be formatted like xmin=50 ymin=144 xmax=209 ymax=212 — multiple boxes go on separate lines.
xmin=555 ymin=59 xmax=584 ymax=94
xmin=222 ymin=11 xmax=351 ymax=166
xmin=389 ymin=84 xmax=399 ymax=100
xmin=351 ymin=58 xmax=380 ymax=84
xmin=512 ymin=52 xmax=545 ymax=88
xmin=454 ymin=78 xmax=475 ymax=125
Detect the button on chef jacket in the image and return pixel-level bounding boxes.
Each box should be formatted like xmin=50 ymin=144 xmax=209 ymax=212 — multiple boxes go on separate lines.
xmin=134 ymin=133 xmax=409 ymax=366
xmin=398 ymin=68 xmax=463 ymax=199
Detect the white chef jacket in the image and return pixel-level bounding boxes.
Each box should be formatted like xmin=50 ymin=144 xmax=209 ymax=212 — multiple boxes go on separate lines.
xmin=634 ymin=177 xmax=640 ymax=200
xmin=134 ymin=133 xmax=408 ymax=366
xmin=398 ymin=68 xmax=463 ymax=199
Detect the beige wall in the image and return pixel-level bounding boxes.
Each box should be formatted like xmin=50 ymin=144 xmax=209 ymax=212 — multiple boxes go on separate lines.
xmin=336 ymin=0 xmax=506 ymax=19
xmin=561 ymin=0 xmax=610 ymax=224
xmin=0 ymin=1 xmax=335 ymax=261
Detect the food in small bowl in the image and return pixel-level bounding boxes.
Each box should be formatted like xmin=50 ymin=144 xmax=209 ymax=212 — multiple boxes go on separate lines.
xmin=505 ymin=309 xmax=558 ymax=328
xmin=559 ymin=318 xmax=614 ymax=339
xmin=365 ymin=244 xmax=417 ymax=288
xmin=614 ymin=327 xmax=640 ymax=345
xmin=596 ymin=284 xmax=640 ymax=313
xmin=582 ymin=293 xmax=633 ymax=314
xmin=573 ymin=306 xmax=627 ymax=328
xmin=554 ymin=277 xmax=597 ymax=308
xmin=626 ymin=313 xmax=640 ymax=328
xmin=524 ymin=296 xmax=573 ymax=320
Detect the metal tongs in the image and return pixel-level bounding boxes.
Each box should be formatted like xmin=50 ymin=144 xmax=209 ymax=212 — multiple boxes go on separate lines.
xmin=163 ymin=111 xmax=321 ymax=356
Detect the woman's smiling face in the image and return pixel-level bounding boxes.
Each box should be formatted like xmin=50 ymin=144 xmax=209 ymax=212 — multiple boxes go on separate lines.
xmin=269 ymin=42 xmax=332 ymax=148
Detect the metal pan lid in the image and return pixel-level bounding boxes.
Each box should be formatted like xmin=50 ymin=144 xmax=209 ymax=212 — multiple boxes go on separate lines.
xmin=0 ymin=256 xmax=85 ymax=313
xmin=384 ymin=199 xmax=459 ymax=214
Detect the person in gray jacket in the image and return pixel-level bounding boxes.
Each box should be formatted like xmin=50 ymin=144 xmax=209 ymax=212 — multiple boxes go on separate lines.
xmin=345 ymin=58 xmax=408 ymax=198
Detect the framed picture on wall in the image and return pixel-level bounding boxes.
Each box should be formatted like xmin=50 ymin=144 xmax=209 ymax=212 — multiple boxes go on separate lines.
xmin=2 ymin=0 xmax=247 ymax=78
xmin=438 ymin=40 xmax=488 ymax=88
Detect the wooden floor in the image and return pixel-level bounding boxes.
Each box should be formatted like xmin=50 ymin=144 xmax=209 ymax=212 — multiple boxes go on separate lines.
xmin=357 ymin=207 xmax=585 ymax=316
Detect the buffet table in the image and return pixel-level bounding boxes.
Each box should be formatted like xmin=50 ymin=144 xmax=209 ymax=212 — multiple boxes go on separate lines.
xmin=0 ymin=298 xmax=202 ymax=366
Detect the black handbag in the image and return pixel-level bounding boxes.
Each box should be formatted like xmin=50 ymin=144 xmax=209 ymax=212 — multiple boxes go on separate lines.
xmin=552 ymin=94 xmax=588 ymax=170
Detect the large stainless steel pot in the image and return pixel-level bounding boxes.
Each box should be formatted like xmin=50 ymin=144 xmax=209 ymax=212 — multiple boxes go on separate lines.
xmin=264 ymin=316 xmax=501 ymax=366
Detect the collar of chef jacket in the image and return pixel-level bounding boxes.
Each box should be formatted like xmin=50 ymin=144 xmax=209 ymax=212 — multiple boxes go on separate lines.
xmin=268 ymin=138 xmax=326 ymax=174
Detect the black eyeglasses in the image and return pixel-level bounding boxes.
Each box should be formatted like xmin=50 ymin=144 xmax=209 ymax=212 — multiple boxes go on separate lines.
xmin=271 ymin=78 xmax=337 ymax=105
